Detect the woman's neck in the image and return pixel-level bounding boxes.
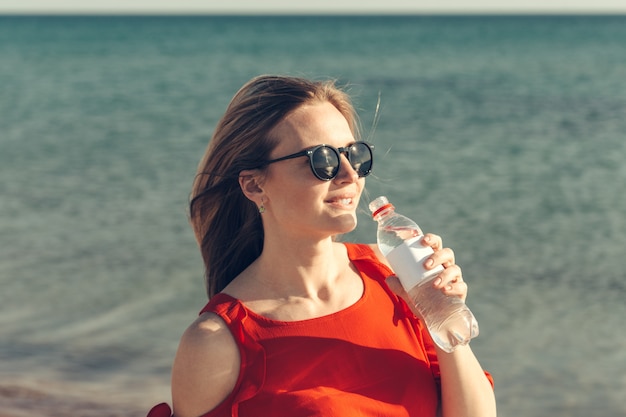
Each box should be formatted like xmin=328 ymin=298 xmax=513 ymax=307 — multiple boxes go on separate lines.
xmin=253 ymin=237 xmax=341 ymax=297
xmin=224 ymin=238 xmax=363 ymax=321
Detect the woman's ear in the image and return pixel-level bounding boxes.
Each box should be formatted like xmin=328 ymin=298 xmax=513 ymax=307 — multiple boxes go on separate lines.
xmin=239 ymin=169 xmax=264 ymax=205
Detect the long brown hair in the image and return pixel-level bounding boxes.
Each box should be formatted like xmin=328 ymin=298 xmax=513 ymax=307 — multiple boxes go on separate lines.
xmin=190 ymin=75 xmax=359 ymax=297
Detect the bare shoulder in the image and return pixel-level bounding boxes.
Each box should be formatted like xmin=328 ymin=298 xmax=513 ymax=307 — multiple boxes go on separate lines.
xmin=171 ymin=312 xmax=240 ymax=417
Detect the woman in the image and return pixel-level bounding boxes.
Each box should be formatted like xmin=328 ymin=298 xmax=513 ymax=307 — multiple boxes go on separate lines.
xmin=148 ymin=75 xmax=495 ymax=417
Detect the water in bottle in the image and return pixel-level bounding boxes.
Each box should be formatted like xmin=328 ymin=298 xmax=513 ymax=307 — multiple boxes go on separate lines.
xmin=369 ymin=196 xmax=479 ymax=352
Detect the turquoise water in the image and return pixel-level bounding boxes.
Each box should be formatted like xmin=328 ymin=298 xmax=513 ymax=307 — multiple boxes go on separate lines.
xmin=1 ymin=15 xmax=625 ymax=416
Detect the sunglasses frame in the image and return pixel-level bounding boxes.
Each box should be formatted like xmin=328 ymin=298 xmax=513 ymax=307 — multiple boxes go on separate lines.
xmin=263 ymin=142 xmax=374 ymax=181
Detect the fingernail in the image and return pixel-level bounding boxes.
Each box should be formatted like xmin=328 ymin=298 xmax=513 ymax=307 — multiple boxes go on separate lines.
xmin=425 ymin=259 xmax=434 ymax=268
xmin=433 ymin=277 xmax=442 ymax=286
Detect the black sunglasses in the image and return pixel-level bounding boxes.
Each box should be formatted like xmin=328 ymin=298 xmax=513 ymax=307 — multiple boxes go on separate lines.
xmin=263 ymin=142 xmax=374 ymax=181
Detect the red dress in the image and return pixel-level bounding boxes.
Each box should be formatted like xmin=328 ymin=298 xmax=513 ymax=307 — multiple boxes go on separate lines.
xmin=147 ymin=243 xmax=491 ymax=417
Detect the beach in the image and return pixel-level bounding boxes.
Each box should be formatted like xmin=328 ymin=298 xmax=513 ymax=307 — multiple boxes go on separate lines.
xmin=0 ymin=384 xmax=139 ymax=417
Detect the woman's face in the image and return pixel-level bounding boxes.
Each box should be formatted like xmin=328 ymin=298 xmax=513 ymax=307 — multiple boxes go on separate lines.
xmin=261 ymin=101 xmax=365 ymax=241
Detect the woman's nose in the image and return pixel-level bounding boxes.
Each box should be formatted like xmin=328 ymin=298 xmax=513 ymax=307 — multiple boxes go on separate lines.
xmin=334 ymin=154 xmax=359 ymax=183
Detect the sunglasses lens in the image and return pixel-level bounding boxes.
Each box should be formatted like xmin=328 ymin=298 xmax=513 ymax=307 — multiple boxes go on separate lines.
xmin=308 ymin=143 xmax=373 ymax=180
xmin=311 ymin=146 xmax=340 ymax=180
xmin=349 ymin=143 xmax=373 ymax=177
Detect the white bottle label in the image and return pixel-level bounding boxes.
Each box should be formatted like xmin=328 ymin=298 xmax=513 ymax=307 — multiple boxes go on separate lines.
xmin=385 ymin=236 xmax=445 ymax=290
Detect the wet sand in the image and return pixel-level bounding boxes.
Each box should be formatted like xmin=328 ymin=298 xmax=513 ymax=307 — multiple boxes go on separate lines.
xmin=0 ymin=383 xmax=151 ymax=417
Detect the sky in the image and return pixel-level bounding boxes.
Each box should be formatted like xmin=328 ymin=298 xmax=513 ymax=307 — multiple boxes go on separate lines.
xmin=1 ymin=0 xmax=626 ymax=14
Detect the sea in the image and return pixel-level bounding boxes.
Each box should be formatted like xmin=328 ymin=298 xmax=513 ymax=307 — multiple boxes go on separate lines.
xmin=1 ymin=15 xmax=625 ymax=417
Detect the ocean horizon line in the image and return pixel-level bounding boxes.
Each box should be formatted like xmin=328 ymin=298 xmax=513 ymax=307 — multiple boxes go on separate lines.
xmin=1 ymin=12 xmax=626 ymax=17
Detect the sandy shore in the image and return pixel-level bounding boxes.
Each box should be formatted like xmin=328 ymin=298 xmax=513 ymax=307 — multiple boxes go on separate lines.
xmin=0 ymin=384 xmax=150 ymax=417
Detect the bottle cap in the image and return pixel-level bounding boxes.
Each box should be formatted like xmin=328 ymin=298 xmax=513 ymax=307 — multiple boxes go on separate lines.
xmin=369 ymin=196 xmax=394 ymax=218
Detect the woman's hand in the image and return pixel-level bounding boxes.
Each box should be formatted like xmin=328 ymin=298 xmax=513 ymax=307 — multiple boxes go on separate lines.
xmin=421 ymin=233 xmax=468 ymax=302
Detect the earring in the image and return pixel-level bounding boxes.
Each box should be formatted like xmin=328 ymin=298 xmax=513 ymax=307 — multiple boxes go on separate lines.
xmin=258 ymin=198 xmax=265 ymax=214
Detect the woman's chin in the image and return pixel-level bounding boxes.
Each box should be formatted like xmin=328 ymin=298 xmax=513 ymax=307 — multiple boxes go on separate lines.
xmin=335 ymin=214 xmax=358 ymax=234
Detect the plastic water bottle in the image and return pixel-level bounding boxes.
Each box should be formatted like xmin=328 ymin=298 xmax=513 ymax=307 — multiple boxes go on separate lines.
xmin=369 ymin=196 xmax=479 ymax=352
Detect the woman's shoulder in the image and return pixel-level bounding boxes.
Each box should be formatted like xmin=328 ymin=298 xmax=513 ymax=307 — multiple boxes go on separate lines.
xmin=179 ymin=311 xmax=238 ymax=351
xmin=171 ymin=312 xmax=240 ymax=417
